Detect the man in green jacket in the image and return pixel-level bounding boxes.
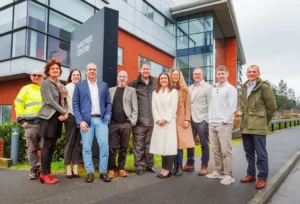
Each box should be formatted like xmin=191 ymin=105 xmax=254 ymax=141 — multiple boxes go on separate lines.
xmin=239 ymin=65 xmax=277 ymax=189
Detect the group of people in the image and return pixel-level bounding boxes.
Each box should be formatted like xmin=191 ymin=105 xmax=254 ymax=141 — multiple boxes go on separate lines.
xmin=15 ymin=59 xmax=277 ymax=189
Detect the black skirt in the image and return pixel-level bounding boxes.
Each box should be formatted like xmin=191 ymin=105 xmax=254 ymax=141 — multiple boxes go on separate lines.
xmin=39 ymin=112 xmax=63 ymax=139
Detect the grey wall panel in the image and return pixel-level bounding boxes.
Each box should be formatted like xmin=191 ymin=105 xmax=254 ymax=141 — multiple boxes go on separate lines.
xmin=0 ymin=61 xmax=11 ymax=77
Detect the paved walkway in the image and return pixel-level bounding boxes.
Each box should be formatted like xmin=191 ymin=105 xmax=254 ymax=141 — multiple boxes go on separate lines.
xmin=0 ymin=126 xmax=299 ymax=204
xmin=269 ymin=160 xmax=300 ymax=204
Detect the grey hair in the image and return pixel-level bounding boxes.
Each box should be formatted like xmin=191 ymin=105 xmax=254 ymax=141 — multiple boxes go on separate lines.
xmin=247 ymin=65 xmax=260 ymax=72
xmin=86 ymin=63 xmax=97 ymax=70
xmin=118 ymin=70 xmax=128 ymax=77
xmin=193 ymin=67 xmax=205 ymax=75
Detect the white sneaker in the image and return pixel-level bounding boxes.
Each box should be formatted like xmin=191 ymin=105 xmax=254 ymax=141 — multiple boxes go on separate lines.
xmin=206 ymin=171 xmax=225 ymax=179
xmin=220 ymin=175 xmax=235 ymax=185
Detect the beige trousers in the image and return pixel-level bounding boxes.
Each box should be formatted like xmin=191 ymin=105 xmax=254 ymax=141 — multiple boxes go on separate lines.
xmin=209 ymin=123 xmax=233 ymax=176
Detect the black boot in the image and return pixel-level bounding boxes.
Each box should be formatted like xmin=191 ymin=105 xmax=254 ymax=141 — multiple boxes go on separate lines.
xmin=171 ymin=163 xmax=178 ymax=175
xmin=176 ymin=164 xmax=183 ymax=176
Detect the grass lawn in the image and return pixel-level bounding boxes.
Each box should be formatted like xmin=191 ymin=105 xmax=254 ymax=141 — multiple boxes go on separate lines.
xmin=11 ymin=139 xmax=242 ymax=177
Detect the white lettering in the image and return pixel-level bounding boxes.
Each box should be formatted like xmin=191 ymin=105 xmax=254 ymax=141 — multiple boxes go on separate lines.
xmin=76 ymin=34 xmax=93 ymax=56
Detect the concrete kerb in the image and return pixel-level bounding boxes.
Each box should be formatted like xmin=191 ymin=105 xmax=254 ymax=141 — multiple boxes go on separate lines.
xmin=248 ymin=151 xmax=300 ymax=204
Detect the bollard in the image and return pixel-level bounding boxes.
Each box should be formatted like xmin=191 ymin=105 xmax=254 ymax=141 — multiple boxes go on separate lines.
xmin=10 ymin=128 xmax=20 ymax=165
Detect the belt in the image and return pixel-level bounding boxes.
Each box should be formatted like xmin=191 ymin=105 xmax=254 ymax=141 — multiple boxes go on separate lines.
xmin=91 ymin=114 xmax=101 ymax=117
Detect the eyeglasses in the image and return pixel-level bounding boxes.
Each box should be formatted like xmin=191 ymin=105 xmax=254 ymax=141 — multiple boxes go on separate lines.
xmin=32 ymin=74 xmax=42 ymax=78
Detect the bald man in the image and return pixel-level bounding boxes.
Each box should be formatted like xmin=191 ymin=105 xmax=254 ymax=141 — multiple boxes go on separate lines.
xmin=107 ymin=71 xmax=138 ymax=179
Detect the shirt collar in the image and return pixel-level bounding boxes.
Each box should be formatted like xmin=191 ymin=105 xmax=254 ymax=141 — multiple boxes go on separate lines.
xmin=194 ymin=80 xmax=203 ymax=87
xmin=87 ymin=79 xmax=97 ymax=85
xmin=247 ymin=80 xmax=257 ymax=87
xmin=216 ymin=81 xmax=228 ymax=87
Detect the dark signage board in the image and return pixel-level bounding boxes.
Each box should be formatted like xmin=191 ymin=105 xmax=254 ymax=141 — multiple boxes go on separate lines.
xmin=70 ymin=7 xmax=119 ymax=88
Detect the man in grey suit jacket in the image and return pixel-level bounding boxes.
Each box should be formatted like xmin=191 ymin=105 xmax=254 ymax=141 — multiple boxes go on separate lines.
xmin=107 ymin=70 xmax=138 ymax=179
xmin=183 ymin=68 xmax=212 ymax=175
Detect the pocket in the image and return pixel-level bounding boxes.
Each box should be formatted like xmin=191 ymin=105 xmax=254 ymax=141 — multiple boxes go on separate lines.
xmin=248 ymin=112 xmax=266 ymax=130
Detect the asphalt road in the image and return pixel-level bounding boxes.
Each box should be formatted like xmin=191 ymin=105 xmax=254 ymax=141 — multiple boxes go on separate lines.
xmin=0 ymin=126 xmax=299 ymax=204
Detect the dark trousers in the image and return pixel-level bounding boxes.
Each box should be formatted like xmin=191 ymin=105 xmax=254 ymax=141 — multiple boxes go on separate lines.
xmin=162 ymin=155 xmax=174 ymax=171
xmin=186 ymin=120 xmax=209 ymax=167
xmin=174 ymin=149 xmax=183 ymax=165
xmin=40 ymin=114 xmax=62 ymax=175
xmin=108 ymin=122 xmax=132 ymax=170
xmin=132 ymin=125 xmax=154 ymax=169
xmin=64 ymin=114 xmax=81 ymax=165
xmin=242 ymin=134 xmax=268 ymax=181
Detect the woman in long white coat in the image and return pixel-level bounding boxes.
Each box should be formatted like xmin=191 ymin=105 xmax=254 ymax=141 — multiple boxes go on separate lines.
xmin=150 ymin=72 xmax=178 ymax=179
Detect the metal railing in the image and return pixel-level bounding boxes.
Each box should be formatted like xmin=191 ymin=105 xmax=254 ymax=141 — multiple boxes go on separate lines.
xmin=232 ymin=118 xmax=300 ymax=139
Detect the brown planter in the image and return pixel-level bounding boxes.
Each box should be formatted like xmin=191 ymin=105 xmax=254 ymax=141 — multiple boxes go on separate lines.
xmin=0 ymin=139 xmax=4 ymax=158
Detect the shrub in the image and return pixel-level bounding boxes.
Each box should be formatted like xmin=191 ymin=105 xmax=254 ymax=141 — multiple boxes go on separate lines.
xmin=0 ymin=123 xmax=66 ymax=164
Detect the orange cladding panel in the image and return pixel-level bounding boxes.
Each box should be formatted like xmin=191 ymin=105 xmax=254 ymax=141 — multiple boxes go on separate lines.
xmin=117 ymin=29 xmax=174 ymax=84
xmin=225 ymin=38 xmax=237 ymax=87
xmin=0 ymin=78 xmax=30 ymax=122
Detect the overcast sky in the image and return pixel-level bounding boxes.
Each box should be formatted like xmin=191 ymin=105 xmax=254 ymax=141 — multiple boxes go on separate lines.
xmin=172 ymin=0 xmax=300 ymax=98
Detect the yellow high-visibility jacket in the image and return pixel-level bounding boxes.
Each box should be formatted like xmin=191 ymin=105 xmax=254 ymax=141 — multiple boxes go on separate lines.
xmin=14 ymin=83 xmax=42 ymax=124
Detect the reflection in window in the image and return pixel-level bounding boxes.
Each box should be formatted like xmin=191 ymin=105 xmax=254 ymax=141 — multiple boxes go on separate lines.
xmin=27 ymin=30 xmax=46 ymax=60
xmin=47 ymin=36 xmax=70 ymax=66
xmin=12 ymin=30 xmax=26 ymax=57
xmin=14 ymin=1 xmax=27 ymax=29
xmin=0 ymin=34 xmax=11 ymax=60
xmin=50 ymin=0 xmax=94 ymax=22
xmin=0 ymin=105 xmax=12 ymax=124
xmin=118 ymin=47 xmax=123 ymax=66
xmin=0 ymin=7 xmax=13 ymax=34
xmin=28 ymin=2 xmax=47 ymax=32
xmin=49 ymin=11 xmax=80 ymax=42
xmin=0 ymin=0 xmax=13 ymax=8
xmin=189 ymin=19 xmax=205 ymax=34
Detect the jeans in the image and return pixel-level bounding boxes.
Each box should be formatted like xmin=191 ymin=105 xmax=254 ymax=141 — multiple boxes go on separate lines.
xmin=242 ymin=134 xmax=268 ymax=181
xmin=186 ymin=120 xmax=209 ymax=167
xmin=174 ymin=149 xmax=183 ymax=165
xmin=81 ymin=117 xmax=109 ymax=174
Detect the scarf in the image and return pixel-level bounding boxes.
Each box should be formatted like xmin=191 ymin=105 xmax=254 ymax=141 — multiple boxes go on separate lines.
xmin=49 ymin=78 xmax=68 ymax=108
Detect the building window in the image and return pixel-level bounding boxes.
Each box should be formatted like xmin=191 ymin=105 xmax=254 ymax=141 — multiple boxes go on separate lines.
xmin=0 ymin=105 xmax=12 ymax=124
xmin=12 ymin=29 xmax=26 ymax=57
xmin=49 ymin=11 xmax=80 ymax=42
xmin=0 ymin=7 xmax=13 ymax=34
xmin=118 ymin=47 xmax=123 ymax=66
xmin=138 ymin=56 xmax=169 ymax=78
xmin=47 ymin=36 xmax=70 ymax=66
xmin=14 ymin=1 xmax=27 ymax=29
xmin=27 ymin=30 xmax=46 ymax=60
xmin=28 ymin=1 xmax=47 ymax=32
xmin=50 ymin=0 xmax=94 ymax=22
xmin=36 ymin=0 xmax=48 ymax=5
xmin=0 ymin=34 xmax=11 ymax=60
xmin=142 ymin=1 xmax=175 ymax=35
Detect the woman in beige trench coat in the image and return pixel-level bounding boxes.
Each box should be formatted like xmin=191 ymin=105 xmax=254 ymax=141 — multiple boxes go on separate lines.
xmin=169 ymin=68 xmax=195 ymax=176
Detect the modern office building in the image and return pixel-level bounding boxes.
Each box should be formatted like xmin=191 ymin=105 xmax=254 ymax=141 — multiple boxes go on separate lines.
xmin=0 ymin=0 xmax=245 ymax=122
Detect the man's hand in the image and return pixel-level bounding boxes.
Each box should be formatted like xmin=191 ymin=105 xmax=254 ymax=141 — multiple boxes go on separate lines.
xmin=80 ymin=121 xmax=89 ymax=132
xmin=21 ymin=122 xmax=28 ymax=128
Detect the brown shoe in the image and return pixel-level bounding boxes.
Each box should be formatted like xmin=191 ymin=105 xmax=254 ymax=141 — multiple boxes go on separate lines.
xmin=198 ymin=165 xmax=208 ymax=176
xmin=256 ymin=179 xmax=266 ymax=189
xmin=107 ymin=170 xmax=117 ymax=179
xmin=118 ymin=169 xmax=128 ymax=177
xmin=182 ymin=165 xmax=195 ymax=172
xmin=240 ymin=175 xmax=256 ymax=183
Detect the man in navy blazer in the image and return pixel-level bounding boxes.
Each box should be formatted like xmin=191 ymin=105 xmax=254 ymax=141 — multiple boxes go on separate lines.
xmin=73 ymin=63 xmax=112 ymax=183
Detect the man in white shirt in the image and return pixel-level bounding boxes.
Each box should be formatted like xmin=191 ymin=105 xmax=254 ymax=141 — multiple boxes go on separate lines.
xmin=73 ymin=63 xmax=112 ymax=183
xmin=206 ymin=65 xmax=237 ymax=185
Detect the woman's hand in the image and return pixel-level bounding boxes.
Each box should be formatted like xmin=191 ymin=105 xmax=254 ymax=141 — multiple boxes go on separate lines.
xmin=182 ymin=121 xmax=189 ymax=128
xmin=63 ymin=113 xmax=68 ymax=120
xmin=58 ymin=115 xmax=65 ymax=121
xmin=157 ymin=120 xmax=166 ymax=126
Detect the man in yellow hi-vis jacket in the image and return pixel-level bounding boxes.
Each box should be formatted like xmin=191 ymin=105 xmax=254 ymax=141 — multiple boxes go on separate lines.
xmin=15 ymin=69 xmax=44 ymax=180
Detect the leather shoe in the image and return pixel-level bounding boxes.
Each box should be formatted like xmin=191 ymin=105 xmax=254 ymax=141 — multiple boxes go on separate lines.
xmin=85 ymin=173 xmax=94 ymax=183
xmin=198 ymin=165 xmax=208 ymax=176
xmin=240 ymin=175 xmax=256 ymax=183
xmin=136 ymin=169 xmax=143 ymax=175
xmin=146 ymin=167 xmax=156 ymax=173
xmin=182 ymin=165 xmax=195 ymax=172
xmin=256 ymin=179 xmax=266 ymax=189
xmin=100 ymin=173 xmax=111 ymax=182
